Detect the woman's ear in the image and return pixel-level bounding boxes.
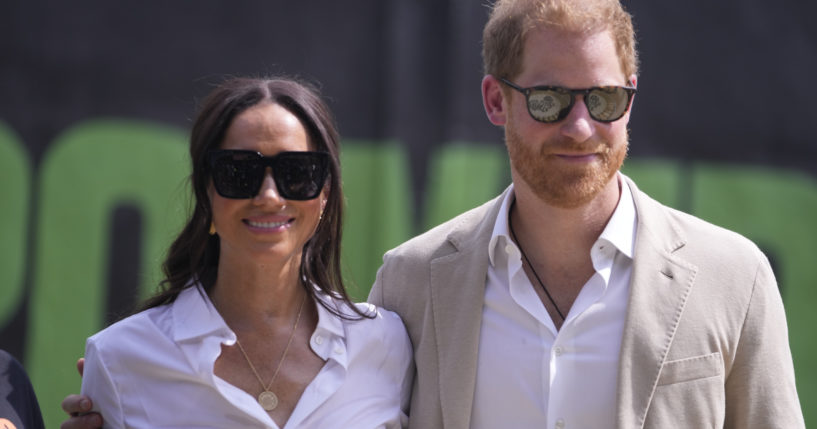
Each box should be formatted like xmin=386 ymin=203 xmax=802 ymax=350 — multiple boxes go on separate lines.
xmin=318 ymin=197 xmax=327 ymax=223
xmin=482 ymin=75 xmax=509 ymax=126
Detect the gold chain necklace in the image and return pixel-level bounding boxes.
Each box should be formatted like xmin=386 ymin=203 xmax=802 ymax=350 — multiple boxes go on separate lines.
xmin=235 ymin=294 xmax=306 ymax=411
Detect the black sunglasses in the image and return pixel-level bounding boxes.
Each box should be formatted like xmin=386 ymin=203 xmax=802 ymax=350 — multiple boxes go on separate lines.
xmin=500 ymin=78 xmax=636 ymax=123
xmin=208 ymin=150 xmax=330 ymax=200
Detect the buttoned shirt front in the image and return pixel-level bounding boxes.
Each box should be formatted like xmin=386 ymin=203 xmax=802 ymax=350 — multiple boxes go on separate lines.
xmin=471 ymin=174 xmax=637 ymax=429
xmin=82 ymin=285 xmax=413 ymax=428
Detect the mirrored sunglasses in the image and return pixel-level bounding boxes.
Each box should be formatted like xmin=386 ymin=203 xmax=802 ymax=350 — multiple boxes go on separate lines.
xmin=208 ymin=150 xmax=329 ymax=200
xmin=500 ymin=78 xmax=636 ymax=123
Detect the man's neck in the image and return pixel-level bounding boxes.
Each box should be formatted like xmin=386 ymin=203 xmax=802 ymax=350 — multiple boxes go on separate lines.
xmin=515 ymin=174 xmax=619 ymax=234
xmin=508 ymin=175 xmax=622 ymax=327
xmin=510 ymin=175 xmax=621 ymax=275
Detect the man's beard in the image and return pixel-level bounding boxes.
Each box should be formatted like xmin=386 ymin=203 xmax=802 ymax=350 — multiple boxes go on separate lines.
xmin=505 ymin=124 xmax=628 ymax=209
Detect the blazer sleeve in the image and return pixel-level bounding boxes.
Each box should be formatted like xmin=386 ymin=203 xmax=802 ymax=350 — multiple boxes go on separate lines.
xmin=724 ymin=252 xmax=805 ymax=428
xmin=368 ymin=262 xmax=386 ymax=307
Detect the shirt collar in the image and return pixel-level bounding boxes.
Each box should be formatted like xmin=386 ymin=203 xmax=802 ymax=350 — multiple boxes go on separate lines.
xmin=488 ymin=184 xmax=517 ymax=267
xmin=309 ymin=291 xmax=350 ymax=367
xmin=488 ymin=173 xmax=637 ymax=266
xmin=172 ymin=284 xmax=234 ymax=343
xmin=597 ymin=173 xmax=637 ymax=260
xmin=170 ymin=283 xmax=351 ymax=351
xmin=312 ymin=291 xmax=347 ymax=339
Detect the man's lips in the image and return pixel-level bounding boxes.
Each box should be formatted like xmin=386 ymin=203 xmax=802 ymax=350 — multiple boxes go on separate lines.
xmin=553 ymin=152 xmax=599 ymax=161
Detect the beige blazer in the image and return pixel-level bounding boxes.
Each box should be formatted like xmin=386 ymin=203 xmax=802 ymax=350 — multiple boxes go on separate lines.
xmin=369 ymin=178 xmax=804 ymax=428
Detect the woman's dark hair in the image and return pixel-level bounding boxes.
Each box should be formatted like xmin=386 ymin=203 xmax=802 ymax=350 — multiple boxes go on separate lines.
xmin=140 ymin=76 xmax=370 ymax=319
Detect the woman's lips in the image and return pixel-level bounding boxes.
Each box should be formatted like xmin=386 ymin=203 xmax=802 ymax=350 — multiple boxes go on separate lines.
xmin=245 ymin=219 xmax=289 ymax=228
xmin=243 ymin=217 xmax=293 ymax=232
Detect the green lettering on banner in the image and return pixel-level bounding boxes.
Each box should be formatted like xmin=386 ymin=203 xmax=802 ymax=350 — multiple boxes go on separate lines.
xmin=424 ymin=142 xmax=508 ymax=230
xmin=340 ymin=141 xmax=412 ymax=300
xmin=27 ymin=119 xmax=189 ymax=428
xmin=689 ymin=163 xmax=817 ymax=425
xmin=340 ymin=142 xmax=508 ymax=299
xmin=0 ymin=123 xmax=30 ymax=328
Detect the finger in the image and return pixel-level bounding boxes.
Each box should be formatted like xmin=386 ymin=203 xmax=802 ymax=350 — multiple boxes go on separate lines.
xmin=76 ymin=357 xmax=85 ymax=377
xmin=60 ymin=394 xmax=92 ymax=415
xmin=59 ymin=413 xmax=103 ymax=429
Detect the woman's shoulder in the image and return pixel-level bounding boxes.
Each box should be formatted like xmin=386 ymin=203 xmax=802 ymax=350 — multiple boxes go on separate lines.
xmin=88 ymin=285 xmax=216 ymax=348
xmin=320 ymin=296 xmax=410 ymax=346
xmin=352 ymin=302 xmax=407 ymax=334
xmin=338 ymin=302 xmax=413 ymax=371
xmin=355 ymin=305 xmax=410 ymax=354
xmin=86 ymin=304 xmax=171 ymax=350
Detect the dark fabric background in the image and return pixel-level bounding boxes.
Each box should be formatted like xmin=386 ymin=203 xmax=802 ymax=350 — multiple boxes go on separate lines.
xmin=3 ymin=0 xmax=816 ymax=189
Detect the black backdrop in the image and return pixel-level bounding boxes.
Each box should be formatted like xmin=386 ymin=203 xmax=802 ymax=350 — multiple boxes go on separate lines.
xmin=4 ymin=0 xmax=817 ymax=193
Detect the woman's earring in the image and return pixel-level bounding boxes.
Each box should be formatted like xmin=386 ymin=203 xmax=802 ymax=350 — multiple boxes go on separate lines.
xmin=209 ymin=222 xmax=216 ymax=235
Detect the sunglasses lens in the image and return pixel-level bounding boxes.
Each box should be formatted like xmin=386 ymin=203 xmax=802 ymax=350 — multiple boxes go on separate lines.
xmin=209 ymin=150 xmax=329 ymax=200
xmin=527 ymin=88 xmax=572 ymax=123
xmin=212 ymin=151 xmax=264 ymax=198
xmin=273 ymin=153 xmax=329 ymax=200
xmin=211 ymin=152 xmax=264 ymax=199
xmin=587 ymin=87 xmax=630 ymax=122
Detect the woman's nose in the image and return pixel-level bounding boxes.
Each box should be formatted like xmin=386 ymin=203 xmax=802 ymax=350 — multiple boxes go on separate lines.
xmin=253 ymin=168 xmax=285 ymax=205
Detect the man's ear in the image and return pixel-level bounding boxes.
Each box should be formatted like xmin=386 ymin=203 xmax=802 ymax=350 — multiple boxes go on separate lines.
xmin=482 ymin=75 xmax=509 ymax=126
xmin=628 ymin=74 xmax=638 ymax=108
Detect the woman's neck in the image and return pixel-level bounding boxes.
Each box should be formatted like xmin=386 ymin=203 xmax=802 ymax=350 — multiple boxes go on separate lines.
xmin=209 ymin=254 xmax=306 ymax=332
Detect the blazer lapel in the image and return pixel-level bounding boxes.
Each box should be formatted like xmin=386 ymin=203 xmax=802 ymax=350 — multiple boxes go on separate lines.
xmin=430 ymin=188 xmax=509 ymax=429
xmin=616 ymin=178 xmax=699 ymax=428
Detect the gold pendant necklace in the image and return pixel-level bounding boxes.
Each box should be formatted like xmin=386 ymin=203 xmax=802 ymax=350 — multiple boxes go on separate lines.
xmin=236 ymin=294 xmax=306 ymax=411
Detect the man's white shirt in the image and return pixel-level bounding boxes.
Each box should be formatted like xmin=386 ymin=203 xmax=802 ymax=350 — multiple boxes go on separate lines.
xmin=472 ymin=174 xmax=637 ymax=429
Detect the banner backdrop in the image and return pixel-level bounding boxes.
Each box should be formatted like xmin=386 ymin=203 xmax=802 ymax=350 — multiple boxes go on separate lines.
xmin=2 ymin=0 xmax=816 ymax=426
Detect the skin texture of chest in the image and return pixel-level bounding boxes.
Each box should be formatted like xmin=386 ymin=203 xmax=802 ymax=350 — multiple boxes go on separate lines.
xmin=520 ymin=255 xmax=595 ymax=330
xmin=213 ymin=314 xmax=325 ymax=426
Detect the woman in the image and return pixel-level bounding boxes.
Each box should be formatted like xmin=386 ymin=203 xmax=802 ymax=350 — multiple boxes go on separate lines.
xmin=64 ymin=77 xmax=412 ymax=428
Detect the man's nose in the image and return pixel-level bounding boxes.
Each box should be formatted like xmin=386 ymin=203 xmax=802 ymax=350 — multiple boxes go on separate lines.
xmin=559 ymin=97 xmax=594 ymax=141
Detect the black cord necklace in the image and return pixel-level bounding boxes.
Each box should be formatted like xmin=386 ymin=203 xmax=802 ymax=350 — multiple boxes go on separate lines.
xmin=508 ymin=200 xmax=566 ymax=322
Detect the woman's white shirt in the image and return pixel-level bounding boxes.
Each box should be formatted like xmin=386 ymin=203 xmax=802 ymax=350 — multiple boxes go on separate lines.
xmin=81 ymin=285 xmax=413 ymax=428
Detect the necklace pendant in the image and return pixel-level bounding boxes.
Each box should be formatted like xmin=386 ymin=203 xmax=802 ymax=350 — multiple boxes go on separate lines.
xmin=258 ymin=390 xmax=279 ymax=411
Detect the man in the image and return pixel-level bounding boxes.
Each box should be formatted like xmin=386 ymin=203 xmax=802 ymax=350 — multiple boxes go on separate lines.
xmin=368 ymin=0 xmax=804 ymax=427
xmin=62 ymin=0 xmax=804 ymax=427
xmin=0 ymin=350 xmax=46 ymax=429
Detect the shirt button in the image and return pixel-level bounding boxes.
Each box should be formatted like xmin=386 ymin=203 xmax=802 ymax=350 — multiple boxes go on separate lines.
xmin=555 ymin=418 xmax=565 ymax=428
xmin=554 ymin=346 xmax=563 ymax=356
xmin=314 ymin=335 xmax=324 ymax=345
xmin=505 ymin=244 xmax=515 ymax=254
xmin=334 ymin=346 xmax=344 ymax=355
